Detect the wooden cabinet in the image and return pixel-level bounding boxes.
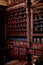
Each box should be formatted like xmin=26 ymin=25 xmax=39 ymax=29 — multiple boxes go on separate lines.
xmin=30 ymin=1 xmax=43 ymax=57
xmin=6 ymin=0 xmax=30 ymax=48
xmin=31 ymin=2 xmax=43 ymax=44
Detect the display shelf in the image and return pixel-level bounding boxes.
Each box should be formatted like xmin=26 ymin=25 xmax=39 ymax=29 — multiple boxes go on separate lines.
xmin=6 ymin=0 xmax=31 ymax=59
xmin=29 ymin=2 xmax=43 ymax=57
xmin=32 ymin=4 xmax=43 ymax=43
xmin=6 ymin=0 xmax=30 ymax=42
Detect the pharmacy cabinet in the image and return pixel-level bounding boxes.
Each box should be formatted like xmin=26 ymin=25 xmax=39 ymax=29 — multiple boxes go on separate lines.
xmin=6 ymin=0 xmax=30 ymax=59
xmin=31 ymin=1 xmax=43 ymax=56
xmin=33 ymin=4 xmax=43 ymax=43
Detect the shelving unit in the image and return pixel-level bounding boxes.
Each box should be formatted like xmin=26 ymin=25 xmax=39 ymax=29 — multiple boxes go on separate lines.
xmin=6 ymin=0 xmax=30 ymax=59
xmin=30 ymin=1 xmax=43 ymax=57
xmin=33 ymin=6 xmax=43 ymax=44
xmin=6 ymin=7 xmax=27 ymax=41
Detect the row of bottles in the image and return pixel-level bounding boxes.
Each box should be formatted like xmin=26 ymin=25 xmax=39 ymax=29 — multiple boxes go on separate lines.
xmin=7 ymin=36 xmax=27 ymax=41
xmin=7 ymin=32 xmax=27 ymax=36
xmin=33 ymin=37 xmax=43 ymax=43
xmin=7 ymin=23 xmax=27 ymax=28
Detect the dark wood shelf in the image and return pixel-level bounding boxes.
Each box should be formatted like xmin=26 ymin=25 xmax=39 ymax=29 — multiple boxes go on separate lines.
xmin=33 ymin=30 xmax=43 ymax=32
xmin=33 ymin=26 xmax=43 ymax=28
xmin=33 ymin=34 xmax=43 ymax=36
xmin=33 ymin=18 xmax=43 ymax=21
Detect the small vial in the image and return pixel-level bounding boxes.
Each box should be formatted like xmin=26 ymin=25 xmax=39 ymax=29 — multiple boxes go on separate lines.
xmin=35 ymin=28 xmax=37 ymax=31
xmin=34 ymin=38 xmax=36 ymax=43
xmin=37 ymin=38 xmax=40 ymax=43
xmin=41 ymin=28 xmax=42 ymax=31
xmin=41 ymin=38 xmax=43 ymax=43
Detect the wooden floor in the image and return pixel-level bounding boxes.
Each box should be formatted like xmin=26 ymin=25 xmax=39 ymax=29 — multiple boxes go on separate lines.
xmin=5 ymin=60 xmax=27 ymax=65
